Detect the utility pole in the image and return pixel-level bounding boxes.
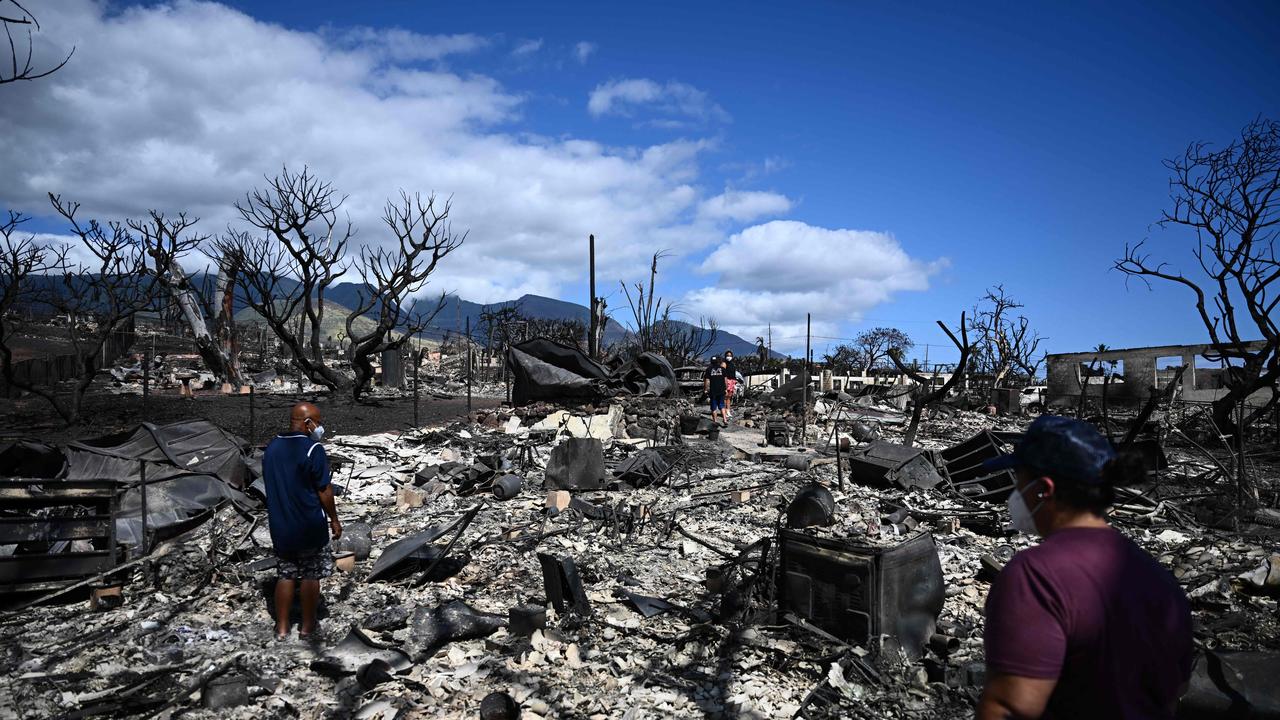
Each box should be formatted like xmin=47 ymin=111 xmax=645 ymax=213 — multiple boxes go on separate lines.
xmin=465 ymin=316 xmax=473 ymax=414
xmin=588 ymin=234 xmax=597 ymax=358
xmin=803 ymin=313 xmax=811 ymax=448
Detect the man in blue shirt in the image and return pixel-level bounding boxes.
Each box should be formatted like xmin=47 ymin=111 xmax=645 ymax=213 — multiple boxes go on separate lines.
xmin=264 ymin=402 xmax=342 ymax=640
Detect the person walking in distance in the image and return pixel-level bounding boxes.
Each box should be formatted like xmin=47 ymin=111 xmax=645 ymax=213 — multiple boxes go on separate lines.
xmin=703 ymin=356 xmax=728 ymax=426
xmin=722 ymin=350 xmax=740 ymax=421
xmin=977 ymin=416 xmax=1191 ymax=720
xmin=263 ymin=402 xmax=343 ymax=640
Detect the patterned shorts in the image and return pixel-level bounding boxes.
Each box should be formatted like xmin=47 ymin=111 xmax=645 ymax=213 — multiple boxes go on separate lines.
xmin=276 ymin=545 xmax=333 ymax=580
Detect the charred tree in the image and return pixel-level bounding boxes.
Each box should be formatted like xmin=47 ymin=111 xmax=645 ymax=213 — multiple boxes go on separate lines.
xmin=1116 ymin=118 xmax=1280 ymax=438
xmin=345 ymin=192 xmax=462 ymax=401
xmin=129 ymin=211 xmax=243 ymax=386
xmin=969 ymin=285 xmax=1043 ymax=388
xmin=653 ymin=310 xmax=717 ymax=366
xmin=225 ymin=167 xmax=350 ymax=392
xmin=0 ymin=210 xmax=53 ymax=400
xmin=0 ymin=1 xmax=73 ymax=85
xmin=889 ymin=313 xmax=971 ymax=447
xmin=1 ymin=196 xmax=168 ymax=424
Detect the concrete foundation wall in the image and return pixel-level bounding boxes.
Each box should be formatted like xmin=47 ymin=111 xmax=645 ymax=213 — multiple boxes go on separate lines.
xmin=1046 ymin=341 xmax=1274 ymax=408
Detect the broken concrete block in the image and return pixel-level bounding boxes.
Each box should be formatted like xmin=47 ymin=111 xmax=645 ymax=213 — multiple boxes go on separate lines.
xmin=503 ymin=416 xmax=522 ymax=434
xmin=545 ymin=490 xmax=570 ymax=512
xmin=220 ymin=382 xmax=234 ymax=395
xmin=396 ymin=486 xmax=425 ymax=510
xmin=543 ymin=438 xmax=605 ymax=490
xmin=239 ymin=385 xmax=252 ymax=394
xmin=730 ymin=489 xmax=751 ymax=504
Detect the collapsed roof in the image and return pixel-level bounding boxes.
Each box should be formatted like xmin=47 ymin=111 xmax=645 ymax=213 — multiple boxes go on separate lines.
xmin=507 ymin=339 xmax=678 ymax=406
xmin=0 ymin=420 xmax=257 ymax=548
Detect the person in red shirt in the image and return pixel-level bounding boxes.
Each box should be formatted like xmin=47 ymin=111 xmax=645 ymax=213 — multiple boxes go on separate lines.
xmin=977 ymin=416 xmax=1192 ymax=720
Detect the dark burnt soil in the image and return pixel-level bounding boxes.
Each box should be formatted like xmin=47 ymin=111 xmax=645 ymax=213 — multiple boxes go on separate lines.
xmin=0 ymin=386 xmax=501 ymax=447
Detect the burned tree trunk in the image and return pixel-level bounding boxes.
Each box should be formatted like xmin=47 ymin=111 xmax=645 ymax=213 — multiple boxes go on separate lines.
xmin=345 ymin=191 xmax=462 ymax=401
xmin=889 ymin=313 xmax=971 ymax=447
xmin=229 ymin=167 xmax=352 ymax=393
xmin=131 ymin=211 xmax=244 ymax=386
xmin=1116 ymin=118 xmax=1280 ymax=447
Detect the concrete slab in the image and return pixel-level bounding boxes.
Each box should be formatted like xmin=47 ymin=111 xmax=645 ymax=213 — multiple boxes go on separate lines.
xmin=718 ymin=424 xmax=820 ymax=463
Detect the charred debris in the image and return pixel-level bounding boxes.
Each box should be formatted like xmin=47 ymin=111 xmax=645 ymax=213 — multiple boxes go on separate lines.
xmin=0 ymin=339 xmax=1278 ymax=720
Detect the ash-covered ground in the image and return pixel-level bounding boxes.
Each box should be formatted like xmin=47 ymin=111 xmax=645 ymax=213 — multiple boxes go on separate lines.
xmin=0 ymin=387 xmax=1277 ymax=720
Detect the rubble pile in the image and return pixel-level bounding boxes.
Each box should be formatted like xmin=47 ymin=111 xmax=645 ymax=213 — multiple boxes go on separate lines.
xmin=0 ymin=388 xmax=1277 ymax=719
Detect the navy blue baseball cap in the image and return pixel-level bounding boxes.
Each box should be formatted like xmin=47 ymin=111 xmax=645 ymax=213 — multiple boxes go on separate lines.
xmin=983 ymin=415 xmax=1116 ymax=486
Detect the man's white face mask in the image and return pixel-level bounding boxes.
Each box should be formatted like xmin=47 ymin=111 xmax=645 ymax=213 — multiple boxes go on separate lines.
xmin=309 ymin=423 xmax=326 ymax=442
xmin=1008 ymin=480 xmax=1044 ymax=535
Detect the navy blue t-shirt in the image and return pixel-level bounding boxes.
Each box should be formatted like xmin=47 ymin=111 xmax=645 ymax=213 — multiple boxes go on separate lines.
xmin=263 ymin=431 xmax=331 ymax=557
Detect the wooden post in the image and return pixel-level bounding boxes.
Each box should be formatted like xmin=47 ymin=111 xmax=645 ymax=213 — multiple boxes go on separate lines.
xmin=142 ymin=350 xmax=149 ymax=421
xmin=139 ymin=460 xmax=148 ymax=556
xmin=413 ymin=350 xmax=420 ymax=428
xmin=248 ymin=386 xmax=255 ymax=447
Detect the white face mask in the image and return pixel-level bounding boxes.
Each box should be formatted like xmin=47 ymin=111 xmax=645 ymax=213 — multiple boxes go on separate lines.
xmin=309 ymin=424 xmax=326 ymax=442
xmin=1008 ymin=481 xmax=1044 ymax=535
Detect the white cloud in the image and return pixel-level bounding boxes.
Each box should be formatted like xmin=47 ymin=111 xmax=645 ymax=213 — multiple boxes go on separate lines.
xmin=0 ymin=1 xmax=736 ymax=304
xmin=587 ymin=78 xmax=728 ymax=123
xmin=697 ymin=190 xmax=792 ymax=223
xmin=512 ymin=38 xmax=543 ymax=56
xmin=686 ymin=221 xmax=946 ymax=346
xmin=335 ymin=28 xmax=489 ymax=63
xmin=574 ymin=41 xmax=596 ymax=64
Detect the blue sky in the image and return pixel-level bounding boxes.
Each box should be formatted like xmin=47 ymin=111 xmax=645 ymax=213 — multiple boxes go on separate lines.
xmin=4 ymin=1 xmax=1278 ymax=363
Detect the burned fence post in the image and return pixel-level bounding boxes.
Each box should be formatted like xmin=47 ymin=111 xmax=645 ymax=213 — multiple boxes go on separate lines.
xmin=142 ymin=350 xmax=149 ymax=421
xmin=139 ymin=460 xmax=149 ymax=557
xmin=413 ymin=349 xmax=420 ymax=428
xmin=248 ymin=385 xmax=255 ymax=447
xmin=537 ymin=553 xmax=591 ymax=616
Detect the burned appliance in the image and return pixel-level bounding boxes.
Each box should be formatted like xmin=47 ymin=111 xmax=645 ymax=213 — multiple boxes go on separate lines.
xmin=938 ymin=431 xmax=1017 ymax=502
xmin=765 ymin=417 xmax=792 ymax=447
xmin=777 ymin=530 xmax=944 ymax=657
xmin=845 ymin=441 xmax=943 ymax=490
xmin=0 ymin=479 xmax=121 ymax=595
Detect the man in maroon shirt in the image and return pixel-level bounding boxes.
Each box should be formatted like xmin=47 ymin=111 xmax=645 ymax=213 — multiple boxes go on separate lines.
xmin=977 ymin=416 xmax=1192 ymax=720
